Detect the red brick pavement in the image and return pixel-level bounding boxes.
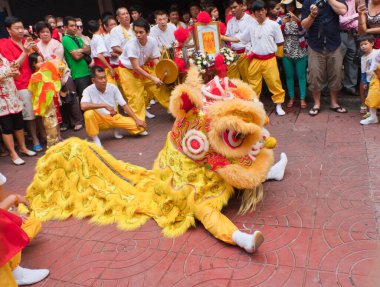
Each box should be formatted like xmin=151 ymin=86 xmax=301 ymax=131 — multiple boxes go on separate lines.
xmin=1 ymin=101 xmax=379 ymax=287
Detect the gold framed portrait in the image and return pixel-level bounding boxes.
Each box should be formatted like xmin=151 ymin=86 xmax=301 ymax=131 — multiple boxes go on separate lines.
xmin=193 ymin=21 xmax=222 ymax=59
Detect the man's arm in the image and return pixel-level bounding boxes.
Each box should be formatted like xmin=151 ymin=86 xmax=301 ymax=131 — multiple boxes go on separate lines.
xmin=122 ymin=103 xmax=147 ymax=128
xmin=327 ymin=0 xmax=348 ymax=15
xmin=301 ymin=4 xmax=318 ymax=29
xmin=130 ymin=57 xmax=163 ymax=86
xmin=221 ymin=35 xmax=240 ymax=43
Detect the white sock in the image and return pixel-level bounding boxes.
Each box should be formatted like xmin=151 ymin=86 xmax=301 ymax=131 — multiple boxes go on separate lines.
xmin=146 ymin=110 xmax=156 ymax=119
xmin=232 ymin=230 xmax=264 ymax=253
xmin=92 ymin=136 xmax=102 ymax=147
xmin=0 ymin=172 xmax=6 ymax=185
xmin=12 ymin=266 xmax=50 ymax=285
xmin=266 ymin=152 xmax=288 ymax=181
xmin=113 ymin=129 xmax=124 ymax=139
xmin=276 ymin=104 xmax=285 ymax=116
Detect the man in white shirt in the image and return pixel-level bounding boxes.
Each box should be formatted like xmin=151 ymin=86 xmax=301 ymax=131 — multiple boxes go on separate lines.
xmin=117 ymin=18 xmax=170 ymax=121
xmin=169 ymin=8 xmax=187 ymax=28
xmin=109 ymin=7 xmax=135 ymax=67
xmin=81 ymin=66 xmax=147 ymax=147
xmin=88 ymin=20 xmax=117 ymax=85
xmin=149 ymin=10 xmax=177 ymax=51
xmin=224 ymin=0 xmax=286 ymax=116
xmin=223 ymin=0 xmax=253 ymax=82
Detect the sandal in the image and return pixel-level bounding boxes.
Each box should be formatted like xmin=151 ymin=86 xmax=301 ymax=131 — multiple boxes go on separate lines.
xmin=329 ymin=106 xmax=348 ymax=113
xmin=309 ymin=107 xmax=320 ymax=116
xmin=287 ymin=99 xmax=295 ymax=108
xmin=74 ymin=124 xmax=83 ymax=131
xmin=32 ymin=144 xmax=43 ymax=152
xmin=360 ymin=105 xmax=367 ymax=114
xmin=300 ymin=100 xmax=307 ymax=109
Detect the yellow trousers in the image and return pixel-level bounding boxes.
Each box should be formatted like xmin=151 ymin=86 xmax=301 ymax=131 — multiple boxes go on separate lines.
xmin=84 ymin=110 xmax=144 ymax=137
xmin=0 ymin=217 xmax=42 ymax=287
xmin=227 ymin=54 xmax=249 ymax=83
xmin=105 ymin=68 xmax=117 ymax=86
xmin=365 ymin=75 xmax=380 ymax=109
xmin=247 ymin=57 xmax=285 ymax=104
xmin=194 ymin=205 xmax=238 ymax=245
xmin=117 ymin=66 xmax=170 ymax=121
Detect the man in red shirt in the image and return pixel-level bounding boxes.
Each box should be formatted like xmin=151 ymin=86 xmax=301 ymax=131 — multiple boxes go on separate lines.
xmin=0 ymin=16 xmax=42 ymax=152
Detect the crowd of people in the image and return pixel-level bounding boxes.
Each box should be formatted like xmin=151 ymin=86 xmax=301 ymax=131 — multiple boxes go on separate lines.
xmin=0 ymin=1 xmax=379 ymax=162
xmin=0 ymin=0 xmax=380 ymax=285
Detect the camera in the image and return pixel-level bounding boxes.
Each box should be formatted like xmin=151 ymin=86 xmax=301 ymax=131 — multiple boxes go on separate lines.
xmin=314 ymin=0 xmax=327 ymax=8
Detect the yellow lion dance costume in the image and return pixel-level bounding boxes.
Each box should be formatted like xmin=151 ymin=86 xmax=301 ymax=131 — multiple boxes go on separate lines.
xmin=26 ymin=68 xmax=285 ymax=253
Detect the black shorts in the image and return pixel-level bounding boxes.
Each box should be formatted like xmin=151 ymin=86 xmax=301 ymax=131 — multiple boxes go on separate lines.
xmin=0 ymin=112 xmax=24 ymax=134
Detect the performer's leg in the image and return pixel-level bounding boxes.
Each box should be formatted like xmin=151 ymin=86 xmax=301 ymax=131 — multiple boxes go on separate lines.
xmin=237 ymin=54 xmax=249 ymax=83
xmin=145 ymin=67 xmax=170 ymax=110
xmin=262 ymin=58 xmax=286 ymax=104
xmin=117 ymin=68 xmax=147 ymax=120
xmin=266 ymin=152 xmax=288 ymax=181
xmin=194 ymin=205 xmax=264 ymax=253
xmin=0 ymin=262 xmax=17 ymax=287
xmin=247 ymin=59 xmax=263 ymax=98
xmin=227 ymin=58 xmax=241 ymax=80
xmin=21 ymin=217 xmax=42 ymax=241
xmin=83 ymin=110 xmax=112 ymax=137
xmin=106 ymin=114 xmax=144 ymax=135
xmin=105 ymin=68 xmax=117 ymax=86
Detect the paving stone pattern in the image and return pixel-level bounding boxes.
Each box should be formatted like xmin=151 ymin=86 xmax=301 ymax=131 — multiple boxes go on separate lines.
xmin=1 ymin=99 xmax=379 ymax=287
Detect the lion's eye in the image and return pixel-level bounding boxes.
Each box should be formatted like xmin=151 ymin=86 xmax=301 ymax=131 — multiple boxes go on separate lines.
xmin=223 ymin=130 xmax=244 ymax=148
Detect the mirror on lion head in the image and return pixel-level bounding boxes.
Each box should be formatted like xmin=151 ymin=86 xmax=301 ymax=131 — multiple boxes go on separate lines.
xmin=169 ymin=66 xmax=275 ymax=213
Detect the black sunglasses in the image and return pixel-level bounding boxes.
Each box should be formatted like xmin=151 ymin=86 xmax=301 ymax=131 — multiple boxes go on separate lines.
xmin=76 ymin=25 xmax=83 ymax=29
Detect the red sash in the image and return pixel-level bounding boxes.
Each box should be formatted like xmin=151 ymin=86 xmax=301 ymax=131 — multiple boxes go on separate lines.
xmin=0 ymin=209 xmax=30 ymax=266
xmin=247 ymin=53 xmax=275 ymax=60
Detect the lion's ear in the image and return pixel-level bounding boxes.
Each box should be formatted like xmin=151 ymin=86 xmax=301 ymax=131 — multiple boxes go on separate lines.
xmin=169 ymin=65 xmax=203 ymax=118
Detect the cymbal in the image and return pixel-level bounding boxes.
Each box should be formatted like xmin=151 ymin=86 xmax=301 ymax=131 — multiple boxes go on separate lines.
xmin=155 ymin=59 xmax=179 ymax=84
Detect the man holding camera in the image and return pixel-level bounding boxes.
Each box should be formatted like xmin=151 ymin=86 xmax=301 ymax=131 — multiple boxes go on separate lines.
xmin=301 ymin=0 xmax=348 ymax=116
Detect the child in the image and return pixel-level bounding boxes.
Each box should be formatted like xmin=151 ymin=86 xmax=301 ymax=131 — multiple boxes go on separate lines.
xmin=359 ymin=35 xmax=376 ymax=115
xmin=28 ymin=53 xmax=65 ymax=148
xmin=360 ymin=45 xmax=380 ymax=125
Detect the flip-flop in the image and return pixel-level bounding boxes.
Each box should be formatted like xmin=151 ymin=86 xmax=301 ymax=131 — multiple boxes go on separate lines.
xmin=329 ymin=106 xmax=348 ymax=113
xmin=32 ymin=144 xmax=43 ymax=152
xmin=309 ymin=107 xmax=320 ymax=116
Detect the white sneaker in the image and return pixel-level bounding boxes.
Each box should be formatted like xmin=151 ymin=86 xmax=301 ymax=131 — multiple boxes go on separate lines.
xmin=12 ymin=266 xmax=49 ymax=286
xmin=92 ymin=136 xmax=102 ymax=147
xmin=276 ymin=104 xmax=286 ymax=116
xmin=146 ymin=110 xmax=156 ymax=119
xmin=150 ymin=99 xmax=156 ymax=105
xmin=360 ymin=117 xmax=378 ymax=125
xmin=0 ymin=172 xmax=6 ymax=185
xmin=139 ymin=131 xmax=148 ymax=136
xmin=113 ymin=129 xmax=124 ymax=139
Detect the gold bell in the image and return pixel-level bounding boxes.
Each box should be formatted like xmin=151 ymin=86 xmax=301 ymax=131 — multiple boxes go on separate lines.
xmin=264 ymin=136 xmax=277 ymax=149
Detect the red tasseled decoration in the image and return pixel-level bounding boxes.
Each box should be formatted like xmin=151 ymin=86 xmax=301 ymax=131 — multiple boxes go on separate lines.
xmin=180 ymin=92 xmax=194 ymax=112
xmin=197 ymin=11 xmax=212 ymax=24
xmin=219 ymin=22 xmax=227 ymax=36
xmin=214 ymin=54 xmax=227 ymax=78
xmin=174 ymin=57 xmax=187 ymax=72
xmin=174 ymin=27 xmax=189 ymax=46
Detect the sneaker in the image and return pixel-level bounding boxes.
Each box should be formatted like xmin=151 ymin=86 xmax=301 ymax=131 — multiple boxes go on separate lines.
xmin=139 ymin=131 xmax=148 ymax=136
xmin=146 ymin=110 xmax=156 ymax=119
xmin=113 ymin=129 xmax=124 ymax=139
xmin=12 ymin=266 xmax=49 ymax=286
xmin=0 ymin=172 xmax=6 ymax=185
xmin=276 ymin=104 xmax=286 ymax=116
xmin=360 ymin=117 xmax=378 ymax=125
xmin=150 ymin=99 xmax=156 ymax=105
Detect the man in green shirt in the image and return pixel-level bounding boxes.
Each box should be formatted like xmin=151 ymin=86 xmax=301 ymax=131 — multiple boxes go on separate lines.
xmin=62 ymin=16 xmax=91 ymax=99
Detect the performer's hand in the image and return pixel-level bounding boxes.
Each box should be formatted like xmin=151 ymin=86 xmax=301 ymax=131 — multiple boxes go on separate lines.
xmin=310 ymin=4 xmax=319 ymax=17
xmin=105 ymin=105 xmax=117 ymax=116
xmin=152 ymin=76 xmax=163 ymax=87
xmin=136 ymin=119 xmax=147 ymax=129
xmin=110 ymin=68 xmax=116 ymax=78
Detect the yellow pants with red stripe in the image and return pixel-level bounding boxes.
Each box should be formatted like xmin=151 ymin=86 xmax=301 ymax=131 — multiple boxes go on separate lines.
xmin=227 ymin=54 xmax=249 ymax=83
xmin=247 ymin=57 xmax=285 ymax=104
xmin=0 ymin=217 xmax=42 ymax=287
xmin=117 ymin=66 xmax=170 ymax=121
xmin=84 ymin=111 xmax=144 ymax=137
xmin=105 ymin=68 xmax=117 ymax=86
